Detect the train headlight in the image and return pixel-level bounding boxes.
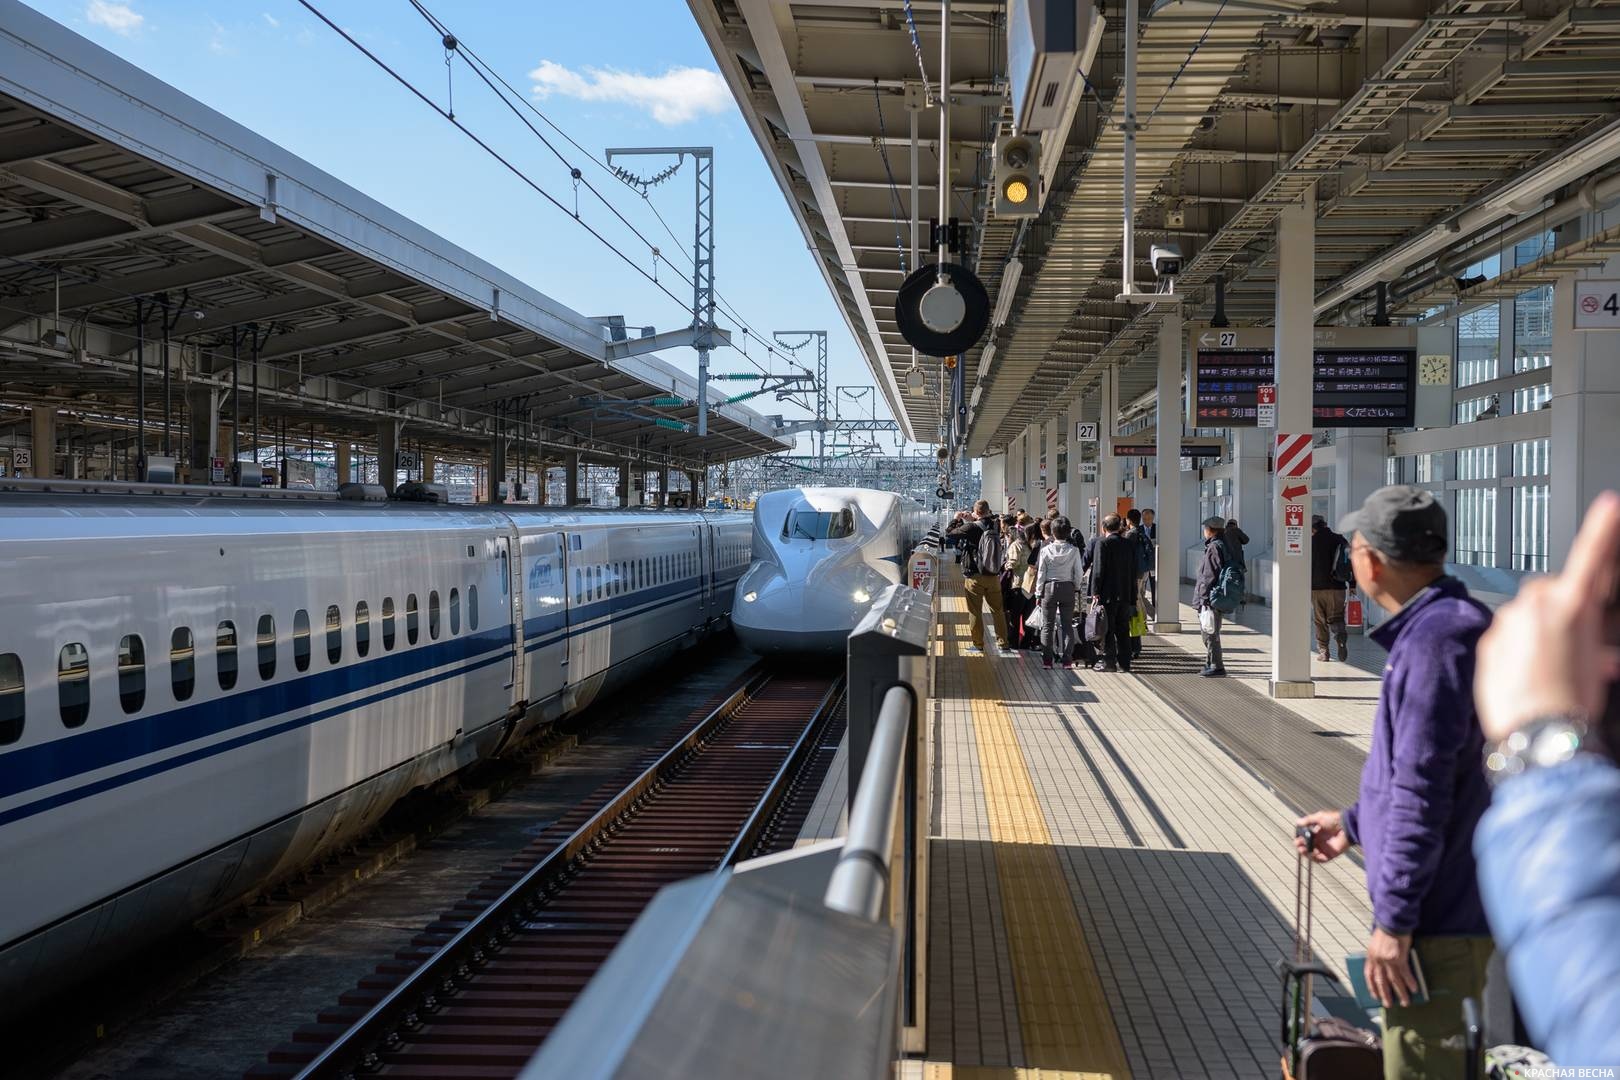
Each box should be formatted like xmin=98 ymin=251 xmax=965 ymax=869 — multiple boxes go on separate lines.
xmin=852 ymin=587 xmax=871 ymax=603
xmin=742 ymin=591 xmax=758 ymax=603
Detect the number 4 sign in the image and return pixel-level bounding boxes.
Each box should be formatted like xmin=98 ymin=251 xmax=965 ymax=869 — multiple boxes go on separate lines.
xmin=1574 ymin=280 xmax=1620 ymax=330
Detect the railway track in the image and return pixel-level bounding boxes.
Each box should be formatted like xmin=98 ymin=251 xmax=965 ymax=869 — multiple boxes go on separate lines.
xmin=255 ymin=667 xmax=845 ymax=1080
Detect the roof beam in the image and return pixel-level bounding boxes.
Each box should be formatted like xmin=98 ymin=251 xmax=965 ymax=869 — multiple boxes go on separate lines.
xmin=0 ymin=122 xmax=96 ymax=166
xmin=0 ymin=189 xmax=242 ymax=260
xmin=6 ymin=255 xmax=244 ymax=316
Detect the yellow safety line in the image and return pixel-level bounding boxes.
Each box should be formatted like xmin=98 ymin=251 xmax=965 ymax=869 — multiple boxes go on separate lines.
xmin=931 ymin=578 xmax=1132 ymax=1080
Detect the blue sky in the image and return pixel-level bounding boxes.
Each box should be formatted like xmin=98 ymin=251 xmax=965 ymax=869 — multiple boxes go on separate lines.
xmin=22 ymin=0 xmax=898 ymax=446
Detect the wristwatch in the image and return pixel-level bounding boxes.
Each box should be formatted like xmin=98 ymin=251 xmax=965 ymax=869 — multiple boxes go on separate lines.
xmin=1484 ymin=713 xmax=1590 ymax=786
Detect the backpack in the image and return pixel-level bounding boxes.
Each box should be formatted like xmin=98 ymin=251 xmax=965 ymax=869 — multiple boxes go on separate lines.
xmin=1131 ymin=528 xmax=1154 ymax=576
xmin=975 ymin=527 xmax=1007 ymax=577
xmin=1331 ymin=538 xmax=1356 ymax=588
xmin=1209 ymin=558 xmax=1246 ymax=614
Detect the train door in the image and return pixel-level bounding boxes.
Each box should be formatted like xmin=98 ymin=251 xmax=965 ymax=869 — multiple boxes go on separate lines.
xmin=520 ymin=529 xmax=568 ymax=705
xmin=700 ymin=522 xmax=715 ymax=624
xmin=497 ymin=532 xmax=520 ymax=696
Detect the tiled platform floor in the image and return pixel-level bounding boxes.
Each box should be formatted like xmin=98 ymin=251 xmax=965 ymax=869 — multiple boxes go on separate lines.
xmin=909 ymin=566 xmax=1381 ymax=1080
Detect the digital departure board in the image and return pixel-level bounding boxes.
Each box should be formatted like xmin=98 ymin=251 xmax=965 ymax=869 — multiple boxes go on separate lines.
xmin=1193 ymin=346 xmax=1416 ymax=428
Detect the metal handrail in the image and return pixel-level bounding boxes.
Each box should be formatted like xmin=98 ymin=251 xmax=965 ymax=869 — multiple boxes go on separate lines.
xmin=824 ymin=683 xmax=914 ymax=922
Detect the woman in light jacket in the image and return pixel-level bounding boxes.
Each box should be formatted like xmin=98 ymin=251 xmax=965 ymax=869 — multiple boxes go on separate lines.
xmin=1034 ymin=516 xmax=1085 ymax=670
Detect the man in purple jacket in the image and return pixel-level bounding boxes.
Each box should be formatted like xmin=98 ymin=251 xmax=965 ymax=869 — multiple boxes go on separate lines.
xmin=1293 ymin=486 xmax=1493 ymax=1080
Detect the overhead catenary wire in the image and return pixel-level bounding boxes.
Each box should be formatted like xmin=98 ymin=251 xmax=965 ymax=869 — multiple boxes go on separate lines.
xmin=403 ymin=0 xmax=801 ymax=381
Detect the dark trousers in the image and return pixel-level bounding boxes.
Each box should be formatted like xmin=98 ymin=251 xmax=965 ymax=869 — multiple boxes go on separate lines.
xmin=1101 ymin=599 xmax=1134 ymax=670
xmin=1200 ymin=607 xmax=1224 ymax=670
xmin=1040 ymin=581 xmax=1076 ymax=665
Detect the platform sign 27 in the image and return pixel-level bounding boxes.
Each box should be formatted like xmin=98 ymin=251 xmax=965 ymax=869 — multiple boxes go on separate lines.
xmin=1574 ymin=280 xmax=1620 ymax=331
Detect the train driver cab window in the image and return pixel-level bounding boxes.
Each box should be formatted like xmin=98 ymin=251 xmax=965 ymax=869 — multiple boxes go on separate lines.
xmin=0 ymin=653 xmax=24 ymax=744
xmin=449 ymin=589 xmax=460 ymax=636
xmin=782 ymin=508 xmax=855 ymax=541
xmin=468 ymin=586 xmax=478 ymax=631
xmin=59 ymin=643 xmax=89 ymax=728
xmin=382 ymin=598 xmax=396 ymax=651
xmin=117 ymin=634 xmax=145 ymax=714
xmin=293 ymin=610 xmax=311 ymax=671
xmin=428 ymin=591 xmax=441 ymax=640
xmin=170 ymin=628 xmax=195 ymax=702
xmin=257 ymin=615 xmax=276 ymax=680
xmin=406 ymin=594 xmax=420 ymax=646
xmin=325 ymin=606 xmax=343 ymax=664
xmin=217 ymin=622 xmax=238 ymax=690
xmin=356 ymin=601 xmax=371 ymax=657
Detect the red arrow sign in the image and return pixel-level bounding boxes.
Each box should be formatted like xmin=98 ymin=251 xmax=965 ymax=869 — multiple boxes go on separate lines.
xmin=1281 ymin=482 xmax=1309 ymax=501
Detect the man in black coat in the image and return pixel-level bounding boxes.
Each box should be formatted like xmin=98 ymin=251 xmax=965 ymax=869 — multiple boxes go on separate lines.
xmin=1192 ymin=516 xmax=1230 ymax=677
xmin=1088 ymin=513 xmax=1138 ymax=672
xmin=1310 ymin=515 xmax=1351 ymax=661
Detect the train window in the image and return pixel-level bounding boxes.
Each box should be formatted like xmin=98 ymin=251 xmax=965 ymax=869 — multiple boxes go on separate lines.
xmin=468 ymin=586 xmax=478 ymax=631
xmin=257 ymin=615 xmax=276 ymax=681
xmin=58 ymin=643 xmax=90 ymax=728
xmin=217 ymin=622 xmax=238 ymax=690
xmin=355 ymin=602 xmax=371 ymax=657
xmin=428 ymin=591 xmax=441 ymax=640
xmin=382 ymin=598 xmax=396 ymax=651
xmin=573 ymin=569 xmax=581 ymax=603
xmin=449 ymin=589 xmax=460 ymax=636
xmin=117 ymin=634 xmax=145 ymax=714
xmin=406 ymin=594 xmax=420 ymax=645
xmin=170 ymin=628 xmax=195 ymax=703
xmin=0 ymin=653 xmax=21 ymax=745
xmin=293 ymin=610 xmax=311 ymax=671
xmin=325 ymin=605 xmax=343 ymax=664
xmin=782 ymin=509 xmax=854 ymax=541
xmin=499 ymin=549 xmax=508 ymax=597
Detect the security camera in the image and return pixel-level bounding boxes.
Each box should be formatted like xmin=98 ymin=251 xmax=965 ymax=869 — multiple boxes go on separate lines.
xmin=1150 ymin=243 xmax=1183 ymax=280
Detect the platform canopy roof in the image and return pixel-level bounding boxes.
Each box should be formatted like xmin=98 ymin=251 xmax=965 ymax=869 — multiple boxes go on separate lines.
xmin=0 ymin=0 xmax=793 ymax=470
xmin=694 ymin=0 xmax=1620 ymax=455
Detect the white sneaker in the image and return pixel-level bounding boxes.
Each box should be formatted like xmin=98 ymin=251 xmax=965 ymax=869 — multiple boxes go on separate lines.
xmin=996 ymin=646 xmax=1018 ymax=658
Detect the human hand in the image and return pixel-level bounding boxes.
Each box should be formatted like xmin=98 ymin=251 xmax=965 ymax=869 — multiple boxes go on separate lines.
xmin=1365 ymin=927 xmax=1417 ymax=1008
xmin=1292 ymin=811 xmax=1349 ymax=862
xmin=1475 ymin=491 xmax=1620 ymax=741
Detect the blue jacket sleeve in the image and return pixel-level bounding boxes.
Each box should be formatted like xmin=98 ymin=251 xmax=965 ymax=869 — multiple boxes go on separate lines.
xmin=1477 ymin=755 xmax=1620 ymax=1066
xmin=1372 ymin=634 xmax=1473 ymax=933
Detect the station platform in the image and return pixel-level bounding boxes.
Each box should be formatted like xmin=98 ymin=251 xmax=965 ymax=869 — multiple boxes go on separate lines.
xmin=883 ymin=565 xmax=1383 ymax=1078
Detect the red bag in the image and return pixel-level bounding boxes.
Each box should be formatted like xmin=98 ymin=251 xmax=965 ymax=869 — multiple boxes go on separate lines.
xmin=1346 ymin=596 xmax=1364 ymax=629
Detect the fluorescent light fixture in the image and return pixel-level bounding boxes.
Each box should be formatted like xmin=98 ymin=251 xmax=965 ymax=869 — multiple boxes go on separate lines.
xmin=970 ymin=385 xmax=984 ymax=408
xmin=992 ymin=258 xmax=1024 ymax=328
xmin=976 ymin=341 xmax=997 ymax=379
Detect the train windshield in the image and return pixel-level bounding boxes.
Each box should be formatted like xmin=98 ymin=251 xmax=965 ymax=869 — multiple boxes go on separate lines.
xmin=782 ymin=508 xmax=855 ymax=541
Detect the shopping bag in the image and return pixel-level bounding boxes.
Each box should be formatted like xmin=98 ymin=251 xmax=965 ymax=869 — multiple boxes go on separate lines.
xmin=1346 ymin=595 xmax=1364 ymax=629
xmin=1084 ymin=600 xmax=1105 ymax=643
xmin=1198 ymin=606 xmax=1217 ymax=636
xmin=1128 ymin=607 xmax=1147 ymax=638
xmin=1027 ymin=604 xmax=1044 ymax=632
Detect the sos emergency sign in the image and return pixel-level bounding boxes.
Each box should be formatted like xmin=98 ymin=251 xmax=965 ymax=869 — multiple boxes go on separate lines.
xmin=1574 ymin=280 xmax=1620 ymax=330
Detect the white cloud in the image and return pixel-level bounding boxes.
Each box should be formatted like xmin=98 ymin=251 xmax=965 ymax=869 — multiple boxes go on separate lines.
xmin=528 ymin=59 xmax=731 ymax=125
xmin=86 ymin=0 xmax=143 ymax=35
xmin=207 ymin=19 xmax=231 ymax=55
xmin=262 ymin=12 xmax=280 ymax=28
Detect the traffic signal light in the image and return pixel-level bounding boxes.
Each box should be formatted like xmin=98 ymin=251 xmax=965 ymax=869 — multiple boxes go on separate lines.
xmin=994 ymin=134 xmax=1040 ymax=218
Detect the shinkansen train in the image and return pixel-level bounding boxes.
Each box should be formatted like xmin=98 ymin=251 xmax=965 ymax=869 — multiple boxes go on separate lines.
xmin=0 ymin=489 xmax=751 ymax=1005
xmin=731 ymin=487 xmax=929 ymax=656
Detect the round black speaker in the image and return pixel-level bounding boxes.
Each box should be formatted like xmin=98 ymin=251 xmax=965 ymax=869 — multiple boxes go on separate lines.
xmin=895 ymin=262 xmax=990 ymax=357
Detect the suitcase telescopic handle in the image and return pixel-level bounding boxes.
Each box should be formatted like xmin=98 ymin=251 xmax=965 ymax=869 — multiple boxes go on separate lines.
xmin=1295 ymin=823 xmax=1317 ymax=853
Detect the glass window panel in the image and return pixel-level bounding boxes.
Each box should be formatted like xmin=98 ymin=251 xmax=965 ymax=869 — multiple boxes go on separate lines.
xmin=1513 ymin=438 xmax=1550 ymax=478
xmin=58 ymin=643 xmax=89 ymax=727
xmin=217 ymin=621 xmax=238 ymax=690
xmin=1514 ymin=280 xmax=1553 ymax=374
xmin=118 ymin=634 xmax=145 ymax=714
xmin=1513 ymin=483 xmax=1551 ymax=572
xmin=1452 ymin=487 xmax=1497 ymax=567
xmin=1456 ymin=304 xmax=1499 ymax=387
xmin=355 ymin=601 xmax=371 ymax=657
xmin=0 ymin=653 xmax=22 ymax=744
xmin=170 ymin=627 xmax=195 ymax=702
xmin=293 ymin=609 xmax=311 ymax=671
xmin=257 ymin=614 xmax=276 ymax=680
xmin=407 ymin=594 xmax=419 ymax=646
xmin=326 ymin=605 xmax=343 ymax=663
xmin=382 ymin=597 xmax=396 ymax=651
xmin=429 ymin=591 xmax=441 ymax=640
xmin=449 ymin=588 xmax=460 ymax=636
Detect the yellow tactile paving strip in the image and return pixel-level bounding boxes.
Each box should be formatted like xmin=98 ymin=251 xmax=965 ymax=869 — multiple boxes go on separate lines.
xmin=929 ymin=574 xmax=1130 ymax=1079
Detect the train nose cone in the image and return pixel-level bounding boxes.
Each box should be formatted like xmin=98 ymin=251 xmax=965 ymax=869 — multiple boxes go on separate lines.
xmin=732 ymin=582 xmax=851 ymax=656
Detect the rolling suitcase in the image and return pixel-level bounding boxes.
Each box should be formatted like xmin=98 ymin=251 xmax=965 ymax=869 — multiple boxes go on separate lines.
xmin=1280 ymin=825 xmax=1381 ymax=1079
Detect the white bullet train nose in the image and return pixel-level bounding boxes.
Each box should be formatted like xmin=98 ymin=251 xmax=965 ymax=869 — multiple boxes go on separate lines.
xmin=731 ymin=574 xmax=855 ymax=656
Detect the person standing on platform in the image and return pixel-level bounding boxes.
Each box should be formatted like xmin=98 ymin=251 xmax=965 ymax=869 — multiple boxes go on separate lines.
xmin=1124 ymin=508 xmax=1154 ymax=659
xmin=1311 ymin=514 xmax=1353 ymax=661
xmin=1140 ymin=507 xmax=1158 ymax=614
xmin=1223 ymin=518 xmax=1250 ymax=570
xmin=1088 ymin=513 xmax=1137 ymax=673
xmin=1001 ymin=515 xmax=1030 ymax=647
xmin=1471 ymin=490 xmax=1620 ymax=1067
xmin=1019 ymin=523 xmax=1042 ymax=649
xmin=1191 ymin=517 xmax=1229 ymax=678
xmin=1292 ymin=486 xmax=1494 ymax=1080
xmin=1035 ymin=515 xmax=1083 ymax=670
xmin=945 ymin=500 xmax=1013 ymax=657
